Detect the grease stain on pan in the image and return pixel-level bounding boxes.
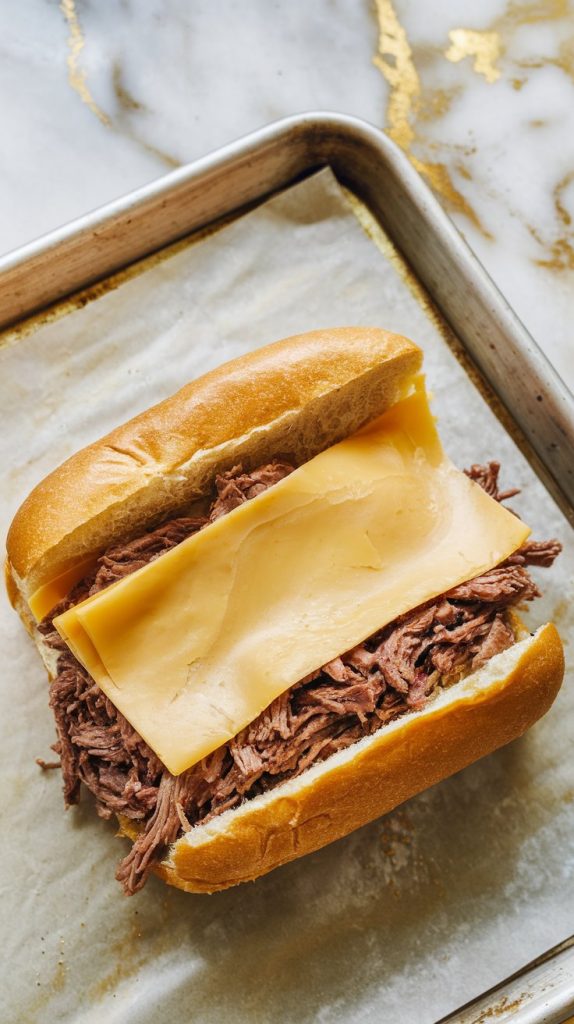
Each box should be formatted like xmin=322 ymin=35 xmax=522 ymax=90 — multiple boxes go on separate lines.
xmin=25 ymin=934 xmax=67 ymax=1024
xmin=88 ymin=914 xmax=150 ymax=1001
xmin=0 ymin=208 xmax=242 ymax=352
xmin=473 ymin=992 xmax=533 ymax=1022
xmin=551 ymin=596 xmax=573 ymax=642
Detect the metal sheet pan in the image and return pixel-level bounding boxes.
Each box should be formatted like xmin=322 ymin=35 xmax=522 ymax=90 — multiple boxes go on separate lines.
xmin=1 ymin=113 xmax=573 ymax=1024
xmin=1 ymin=113 xmax=572 ymax=527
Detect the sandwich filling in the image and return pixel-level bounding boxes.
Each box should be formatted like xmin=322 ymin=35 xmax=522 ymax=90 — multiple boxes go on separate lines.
xmin=38 ymin=460 xmax=560 ymax=895
xmin=51 ymin=390 xmax=531 ymax=777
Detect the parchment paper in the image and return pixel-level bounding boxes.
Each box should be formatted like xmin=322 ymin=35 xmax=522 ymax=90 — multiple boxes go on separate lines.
xmin=1 ymin=169 xmax=572 ymax=1024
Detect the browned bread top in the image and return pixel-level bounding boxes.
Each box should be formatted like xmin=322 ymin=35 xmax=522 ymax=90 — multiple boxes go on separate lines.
xmin=6 ymin=327 xmax=422 ymax=601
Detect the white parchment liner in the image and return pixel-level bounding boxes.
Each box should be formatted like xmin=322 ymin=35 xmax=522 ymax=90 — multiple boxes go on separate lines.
xmin=1 ymin=170 xmax=572 ymax=1024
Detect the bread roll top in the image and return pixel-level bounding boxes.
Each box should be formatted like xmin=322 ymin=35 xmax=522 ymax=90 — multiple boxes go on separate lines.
xmin=6 ymin=327 xmax=422 ymax=604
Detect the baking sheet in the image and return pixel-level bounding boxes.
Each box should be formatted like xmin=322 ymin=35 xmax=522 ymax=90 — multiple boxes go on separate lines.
xmin=1 ymin=168 xmax=573 ymax=1024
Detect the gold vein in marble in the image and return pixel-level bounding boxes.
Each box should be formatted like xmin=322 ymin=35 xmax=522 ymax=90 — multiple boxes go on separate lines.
xmin=481 ymin=0 xmax=574 ymax=271
xmin=373 ymin=0 xmax=419 ymax=151
xmin=498 ymin=0 xmax=568 ymax=28
xmin=445 ymin=29 xmax=502 ymax=83
xmin=417 ymin=87 xmax=460 ymax=124
xmin=373 ymin=0 xmax=574 ymax=271
xmin=487 ymin=0 xmax=570 ymax=64
xmin=111 ymin=63 xmax=179 ymax=168
xmin=112 ymin=63 xmax=143 ymax=112
xmin=372 ymin=0 xmax=487 ymax=234
xmin=533 ymin=171 xmax=574 ymax=271
xmin=516 ymin=36 xmax=574 ymax=86
xmin=60 ymin=0 xmax=110 ymax=125
xmin=58 ymin=13 xmax=179 ymax=170
xmin=486 ymin=0 xmax=572 ymax=90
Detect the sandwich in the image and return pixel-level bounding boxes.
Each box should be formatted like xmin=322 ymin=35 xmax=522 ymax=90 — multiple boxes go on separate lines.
xmin=5 ymin=327 xmax=564 ymax=895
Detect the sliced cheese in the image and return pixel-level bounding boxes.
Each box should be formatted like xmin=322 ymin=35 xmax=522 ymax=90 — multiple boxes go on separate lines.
xmin=54 ymin=390 xmax=529 ymax=776
xmin=29 ymin=557 xmax=98 ymax=621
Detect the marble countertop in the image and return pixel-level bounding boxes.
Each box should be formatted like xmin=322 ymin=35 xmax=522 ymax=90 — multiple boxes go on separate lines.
xmin=1 ymin=0 xmax=573 ymax=391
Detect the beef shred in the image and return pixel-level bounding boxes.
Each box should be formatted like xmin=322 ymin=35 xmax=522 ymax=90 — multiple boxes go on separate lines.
xmin=38 ymin=459 xmax=560 ymax=894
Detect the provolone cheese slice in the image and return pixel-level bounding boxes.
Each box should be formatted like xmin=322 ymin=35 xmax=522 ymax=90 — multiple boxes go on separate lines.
xmin=54 ymin=390 xmax=529 ymax=775
xmin=29 ymin=557 xmax=98 ymax=622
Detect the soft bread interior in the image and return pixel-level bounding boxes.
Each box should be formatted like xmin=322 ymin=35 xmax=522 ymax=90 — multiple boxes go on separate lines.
xmin=157 ymin=622 xmax=563 ymax=893
xmin=6 ymin=327 xmax=422 ymax=605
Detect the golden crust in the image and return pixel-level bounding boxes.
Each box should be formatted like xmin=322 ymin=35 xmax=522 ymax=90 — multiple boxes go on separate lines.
xmin=156 ymin=624 xmax=564 ymax=893
xmin=4 ymin=558 xmax=18 ymax=611
xmin=6 ymin=327 xmax=421 ymax=600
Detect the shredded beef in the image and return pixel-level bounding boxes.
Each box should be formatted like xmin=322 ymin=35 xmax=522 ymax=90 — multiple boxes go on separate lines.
xmin=445 ymin=563 xmax=540 ymax=604
xmin=48 ymin=652 xmax=163 ymax=815
xmin=507 ymin=538 xmax=563 ymax=568
xmin=40 ymin=460 xmax=561 ymax=894
xmin=91 ymin=517 xmax=208 ymax=592
xmin=464 ymin=461 xmax=521 ymax=504
xmin=209 ymin=462 xmax=294 ymax=520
